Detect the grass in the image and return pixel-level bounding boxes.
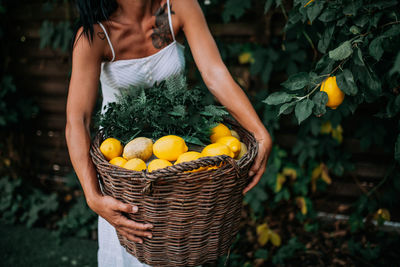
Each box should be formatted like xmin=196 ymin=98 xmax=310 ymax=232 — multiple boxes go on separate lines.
xmin=0 ymin=223 xmax=97 ymax=267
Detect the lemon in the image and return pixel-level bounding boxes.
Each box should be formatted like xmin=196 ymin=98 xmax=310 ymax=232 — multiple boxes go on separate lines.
xmin=175 ymin=151 xmax=204 ymax=172
xmin=216 ymin=136 xmax=241 ymax=158
xmin=238 ymin=52 xmax=255 ymax=64
xmin=175 ymin=151 xmax=202 ymax=164
xmin=123 ymin=137 xmax=153 ymax=161
xmin=109 ymin=157 xmax=127 ymax=167
xmin=230 ymin=130 xmax=240 ymax=140
xmin=148 ymin=159 xmax=172 ymax=172
xmin=235 ymin=142 xmax=248 ymax=160
xmin=320 ymin=76 xmax=345 ymax=109
xmin=210 ymin=123 xmax=231 ymax=143
xmin=153 ymin=135 xmax=188 ymax=161
xmin=201 ymin=143 xmax=234 ymax=158
xmin=124 ymin=158 xmax=147 ymax=171
xmin=100 ymin=138 xmax=123 ymax=160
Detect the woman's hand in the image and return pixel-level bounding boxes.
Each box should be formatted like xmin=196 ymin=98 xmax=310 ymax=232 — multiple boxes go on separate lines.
xmin=243 ymin=132 xmax=273 ymax=195
xmin=88 ymin=195 xmax=153 ymax=244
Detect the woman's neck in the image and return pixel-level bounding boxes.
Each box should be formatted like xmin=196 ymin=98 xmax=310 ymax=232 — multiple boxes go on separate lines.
xmin=113 ymin=0 xmax=158 ymax=23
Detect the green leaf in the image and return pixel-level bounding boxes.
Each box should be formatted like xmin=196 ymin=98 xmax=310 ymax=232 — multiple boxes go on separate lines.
xmin=278 ymin=101 xmax=297 ymax=116
xmin=222 ymin=0 xmax=251 ymax=23
xmin=369 ymin=37 xmax=384 ymax=61
xmin=353 ymin=47 xmax=364 ymax=66
xmin=264 ymin=0 xmax=274 ymax=13
xmin=318 ymin=7 xmax=337 ymax=22
xmin=295 ymin=98 xmax=314 ymax=124
xmin=312 ymin=91 xmax=328 ymax=115
xmin=382 ymin=24 xmax=400 ymax=38
xmin=255 ymin=248 xmax=269 ymax=259
xmin=281 ymin=72 xmax=310 ymax=90
xmin=395 ymin=134 xmax=400 ymax=162
xmin=306 ymin=1 xmax=324 ymax=23
xmin=349 ymin=25 xmax=360 ymax=35
xmin=336 ymin=69 xmax=358 ymax=96
xmin=342 ymin=0 xmax=362 ymax=16
xmin=317 ymin=24 xmax=335 ymax=53
xmin=329 ymin=41 xmax=353 ymax=61
xmin=389 ymin=51 xmax=400 ymax=76
xmin=264 ymin=92 xmax=295 ymax=105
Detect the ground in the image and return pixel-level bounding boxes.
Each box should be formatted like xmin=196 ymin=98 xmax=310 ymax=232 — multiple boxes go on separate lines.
xmin=0 ymin=223 xmax=97 ymax=267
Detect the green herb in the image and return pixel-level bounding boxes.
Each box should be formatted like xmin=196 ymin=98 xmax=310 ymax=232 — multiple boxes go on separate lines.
xmin=97 ymin=73 xmax=229 ymax=145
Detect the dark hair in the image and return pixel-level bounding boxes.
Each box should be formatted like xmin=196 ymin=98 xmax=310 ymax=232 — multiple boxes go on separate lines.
xmin=73 ymin=0 xmax=118 ymax=44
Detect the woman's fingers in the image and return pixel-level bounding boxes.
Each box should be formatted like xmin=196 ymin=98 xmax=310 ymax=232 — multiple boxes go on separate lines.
xmin=119 ymin=226 xmax=153 ymax=238
xmin=117 ymin=201 xmax=139 ymax=214
xmin=117 ymin=229 xmax=143 ymax=243
xmin=243 ymin=156 xmax=267 ymax=195
xmin=117 ymin=215 xmax=153 ymax=231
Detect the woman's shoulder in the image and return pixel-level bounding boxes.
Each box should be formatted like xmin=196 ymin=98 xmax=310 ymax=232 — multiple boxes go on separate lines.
xmin=72 ymin=24 xmax=110 ymax=62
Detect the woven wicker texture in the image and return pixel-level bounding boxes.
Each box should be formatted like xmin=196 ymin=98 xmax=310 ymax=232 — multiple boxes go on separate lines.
xmin=90 ymin=119 xmax=258 ymax=267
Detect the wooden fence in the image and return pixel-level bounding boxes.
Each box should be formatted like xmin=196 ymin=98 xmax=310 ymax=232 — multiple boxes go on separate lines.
xmin=8 ymin=0 xmax=393 ymax=216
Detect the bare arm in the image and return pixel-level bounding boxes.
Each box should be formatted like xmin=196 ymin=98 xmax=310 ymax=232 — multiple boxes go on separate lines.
xmin=175 ymin=0 xmax=273 ymax=194
xmin=66 ymin=27 xmax=152 ymax=242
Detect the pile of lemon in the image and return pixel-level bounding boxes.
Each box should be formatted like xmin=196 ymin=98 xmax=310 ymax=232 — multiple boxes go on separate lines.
xmin=99 ymin=123 xmax=247 ymax=172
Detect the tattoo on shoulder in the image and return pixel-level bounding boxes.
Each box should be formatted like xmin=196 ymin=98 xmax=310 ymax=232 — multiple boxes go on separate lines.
xmin=151 ymin=2 xmax=175 ymax=49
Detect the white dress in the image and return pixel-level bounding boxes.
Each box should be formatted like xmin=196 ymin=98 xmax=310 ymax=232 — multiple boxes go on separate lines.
xmin=97 ymin=0 xmax=186 ymax=266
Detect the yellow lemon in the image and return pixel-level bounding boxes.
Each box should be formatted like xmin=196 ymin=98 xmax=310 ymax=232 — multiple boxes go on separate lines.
xmin=153 ymin=135 xmax=188 ymax=161
xmin=320 ymin=76 xmax=345 ymax=109
xmin=230 ymin=129 xmax=240 ymax=140
xmin=238 ymin=52 xmax=255 ymax=64
xmin=148 ymin=159 xmax=172 ymax=172
xmin=175 ymin=151 xmax=202 ymax=164
xmin=123 ymin=137 xmax=153 ymax=161
xmin=216 ymin=136 xmax=241 ymax=158
xmin=100 ymin=138 xmax=123 ymax=161
xmin=235 ymin=142 xmax=248 ymax=160
xmin=201 ymin=143 xmax=234 ymax=158
xmin=109 ymin=157 xmax=127 ymax=167
xmin=175 ymin=151 xmax=204 ymax=172
xmin=124 ymin=158 xmax=147 ymax=171
xmin=210 ymin=123 xmax=231 ymax=143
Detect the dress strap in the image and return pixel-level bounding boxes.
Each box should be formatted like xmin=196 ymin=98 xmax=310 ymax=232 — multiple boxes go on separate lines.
xmin=166 ymin=0 xmax=176 ymax=41
xmin=98 ymin=22 xmax=116 ymax=62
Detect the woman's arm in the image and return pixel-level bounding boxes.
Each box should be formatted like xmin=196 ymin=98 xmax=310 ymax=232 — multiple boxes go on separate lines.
xmin=66 ymin=27 xmax=153 ymax=242
xmin=175 ymin=0 xmax=273 ymax=194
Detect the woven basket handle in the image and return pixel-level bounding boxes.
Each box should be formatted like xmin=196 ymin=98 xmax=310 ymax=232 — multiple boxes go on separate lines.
xmin=142 ymin=154 xmax=241 ymax=194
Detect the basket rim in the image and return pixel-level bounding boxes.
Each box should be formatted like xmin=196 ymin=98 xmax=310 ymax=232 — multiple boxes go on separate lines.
xmin=90 ymin=118 xmax=259 ymax=179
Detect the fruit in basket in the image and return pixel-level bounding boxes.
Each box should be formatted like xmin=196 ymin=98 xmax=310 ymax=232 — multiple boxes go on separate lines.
xmin=153 ymin=135 xmax=188 ymax=161
xmin=109 ymin=157 xmax=127 ymax=167
xmin=175 ymin=151 xmax=204 ymax=172
xmin=124 ymin=158 xmax=147 ymax=171
xmin=235 ymin=142 xmax=248 ymax=160
xmin=123 ymin=137 xmax=153 ymax=161
xmin=148 ymin=159 xmax=173 ymax=172
xmin=210 ymin=123 xmax=231 ymax=143
xmin=201 ymin=143 xmax=234 ymax=158
xmin=216 ymin=136 xmax=241 ymax=158
xmin=100 ymin=138 xmax=123 ymax=160
xmin=230 ymin=130 xmax=240 ymax=140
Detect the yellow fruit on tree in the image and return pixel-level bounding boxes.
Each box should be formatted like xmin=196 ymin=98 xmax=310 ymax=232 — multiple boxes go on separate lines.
xmin=100 ymin=138 xmax=123 ymax=160
xmin=153 ymin=135 xmax=188 ymax=161
xmin=216 ymin=136 xmax=241 ymax=158
xmin=148 ymin=159 xmax=172 ymax=172
xmin=235 ymin=142 xmax=248 ymax=160
xmin=320 ymin=76 xmax=345 ymax=109
xmin=109 ymin=157 xmax=127 ymax=167
xmin=124 ymin=158 xmax=147 ymax=171
xmin=230 ymin=130 xmax=240 ymax=140
xmin=210 ymin=123 xmax=231 ymax=143
xmin=123 ymin=137 xmax=153 ymax=161
xmin=238 ymin=52 xmax=255 ymax=64
xmin=201 ymin=143 xmax=234 ymax=158
xmin=175 ymin=151 xmax=204 ymax=172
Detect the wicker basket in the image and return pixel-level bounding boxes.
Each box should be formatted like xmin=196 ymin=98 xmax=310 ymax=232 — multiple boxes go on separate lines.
xmin=90 ymin=119 xmax=258 ymax=267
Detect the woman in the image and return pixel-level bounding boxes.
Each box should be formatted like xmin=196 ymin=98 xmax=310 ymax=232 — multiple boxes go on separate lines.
xmin=66 ymin=0 xmax=273 ymax=266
